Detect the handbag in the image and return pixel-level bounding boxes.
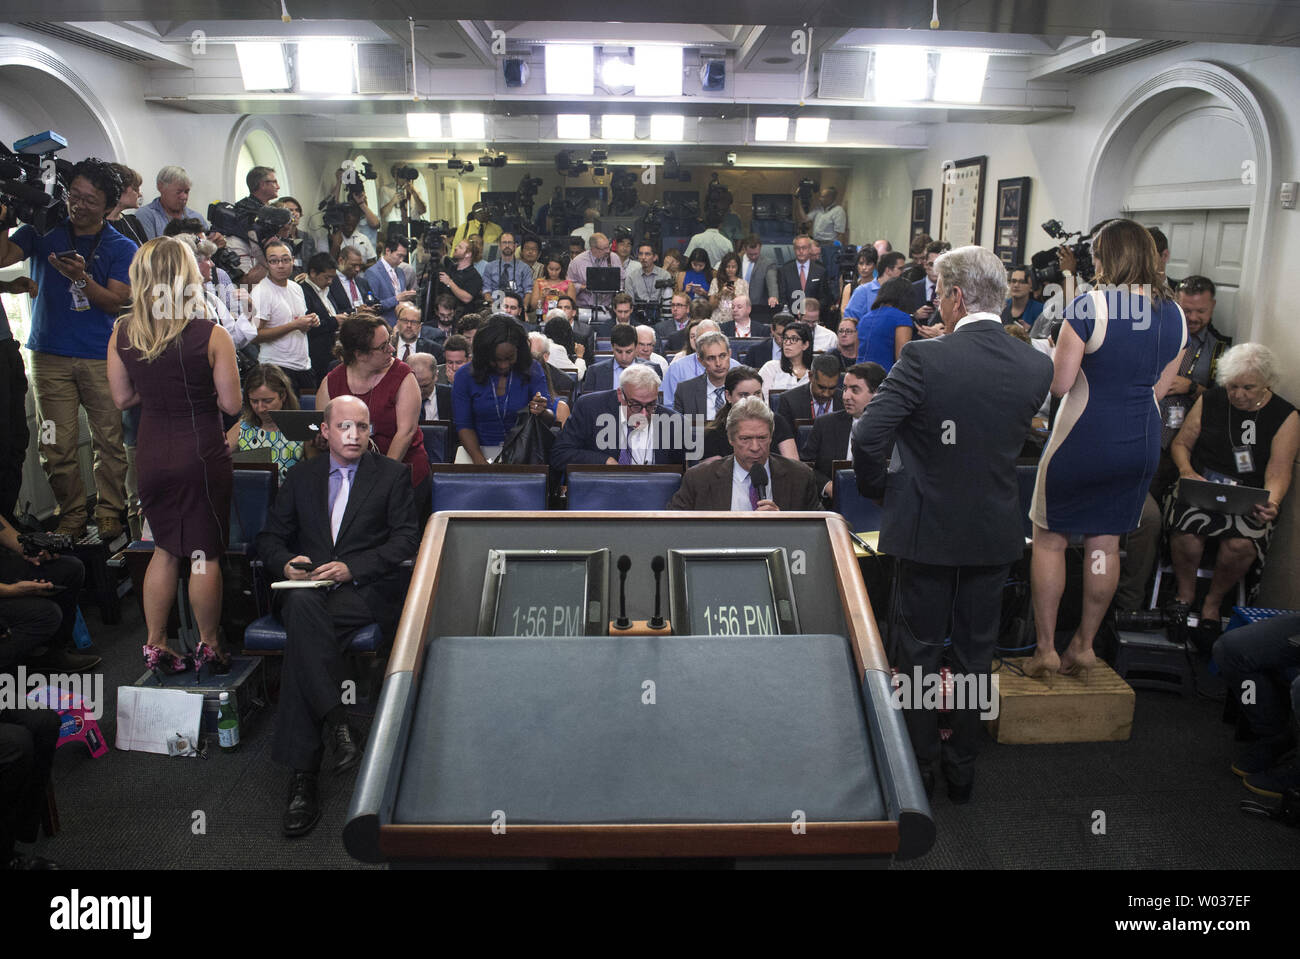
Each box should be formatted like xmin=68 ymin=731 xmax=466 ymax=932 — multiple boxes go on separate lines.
xmin=494 ymin=410 xmax=554 ymax=465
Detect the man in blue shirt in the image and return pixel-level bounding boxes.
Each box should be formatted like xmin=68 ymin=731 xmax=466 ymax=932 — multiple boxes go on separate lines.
xmin=481 ymin=232 xmax=533 ymax=300
xmin=0 ymin=158 xmax=136 ymax=540
xmin=134 ymin=165 xmax=211 ymax=240
xmin=844 ymin=250 xmax=907 ymax=323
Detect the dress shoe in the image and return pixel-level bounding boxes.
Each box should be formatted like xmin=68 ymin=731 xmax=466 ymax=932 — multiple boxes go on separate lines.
xmin=947 ymin=780 xmax=974 ymax=804
xmin=1231 ymin=736 xmax=1292 ymax=778
xmin=330 ymin=722 xmax=362 ymax=774
xmin=282 ymin=772 xmax=320 ymax=838
xmin=27 ymin=645 xmax=102 ymax=672
xmin=1243 ymin=763 xmax=1300 ymax=800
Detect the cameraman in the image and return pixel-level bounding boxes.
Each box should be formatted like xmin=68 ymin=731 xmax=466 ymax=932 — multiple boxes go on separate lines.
xmin=0 ymin=514 xmax=94 ymax=671
xmin=379 ymin=165 xmax=427 ymax=225
xmin=452 ymin=201 xmax=502 ymax=248
xmin=423 ymin=239 xmax=483 ymax=325
xmin=624 ymin=241 xmax=674 ymax=316
xmin=793 ymin=184 xmax=847 ymax=277
xmin=0 ymin=158 xmax=135 ymax=541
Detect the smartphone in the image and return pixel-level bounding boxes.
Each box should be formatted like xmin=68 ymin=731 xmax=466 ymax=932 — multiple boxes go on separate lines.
xmin=56 ymin=250 xmax=78 ymax=259
xmin=290 ymin=561 xmax=315 ymax=571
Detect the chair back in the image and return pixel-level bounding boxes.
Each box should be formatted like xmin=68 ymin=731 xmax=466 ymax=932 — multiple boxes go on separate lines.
xmin=297 ymin=393 xmax=316 ymax=410
xmin=832 ymin=461 xmax=882 ymax=533
xmin=566 ymin=465 xmax=684 ymax=511
xmin=420 ymin=421 xmax=453 ymax=464
xmin=230 ymin=464 xmax=279 ymax=552
xmin=429 ymin=465 xmax=549 ymax=512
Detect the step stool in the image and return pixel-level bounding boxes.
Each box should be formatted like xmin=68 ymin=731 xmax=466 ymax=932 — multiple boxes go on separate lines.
xmin=1113 ymin=629 xmax=1194 ymax=695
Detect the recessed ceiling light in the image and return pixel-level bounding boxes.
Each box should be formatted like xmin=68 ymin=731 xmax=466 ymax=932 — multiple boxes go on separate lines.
xmin=763 ymin=56 xmax=793 ymax=65
xmin=435 ymin=51 xmax=466 ymax=60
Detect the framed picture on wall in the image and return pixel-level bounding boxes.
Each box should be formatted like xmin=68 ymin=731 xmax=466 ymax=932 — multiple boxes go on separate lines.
xmin=910 ymin=189 xmax=932 ymax=238
xmin=939 ymin=156 xmax=987 ymax=248
xmin=993 ymin=177 xmax=1032 ymax=267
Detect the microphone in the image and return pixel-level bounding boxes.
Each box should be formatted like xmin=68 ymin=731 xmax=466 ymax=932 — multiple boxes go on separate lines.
xmin=649 ymin=556 xmax=666 ymax=629
xmin=749 ymin=465 xmax=769 ymax=506
xmin=614 ymin=554 xmax=632 ymax=630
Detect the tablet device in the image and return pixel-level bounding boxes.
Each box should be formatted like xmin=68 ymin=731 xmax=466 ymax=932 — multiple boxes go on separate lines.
xmin=1175 ymin=478 xmax=1269 ymax=515
xmin=269 ymin=410 xmax=324 ymax=442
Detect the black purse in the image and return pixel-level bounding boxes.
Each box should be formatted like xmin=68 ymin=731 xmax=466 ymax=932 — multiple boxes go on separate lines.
xmin=494 ymin=409 xmax=554 ymax=465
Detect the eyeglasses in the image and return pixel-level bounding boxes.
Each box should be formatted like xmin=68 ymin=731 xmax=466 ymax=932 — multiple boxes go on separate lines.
xmin=369 ymin=341 xmax=395 ymax=354
xmin=622 ymin=395 xmax=656 ymax=414
xmin=266 ymin=257 xmax=294 ymax=265
xmin=781 ymin=334 xmax=805 ymax=344
xmin=66 ymin=190 xmax=104 ymax=208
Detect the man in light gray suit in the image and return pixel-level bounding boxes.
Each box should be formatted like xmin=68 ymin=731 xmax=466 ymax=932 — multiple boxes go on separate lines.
xmin=739 ymin=235 xmax=779 ymax=312
xmin=852 ymin=245 xmax=1053 ymax=806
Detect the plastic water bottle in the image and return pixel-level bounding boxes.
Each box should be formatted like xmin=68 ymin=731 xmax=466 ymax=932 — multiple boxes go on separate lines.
xmin=217 ymin=692 xmax=240 ymax=752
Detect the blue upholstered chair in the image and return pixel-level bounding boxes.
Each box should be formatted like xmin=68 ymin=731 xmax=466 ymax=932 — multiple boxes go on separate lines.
xmin=429 ymin=465 xmax=549 ymax=512
xmin=566 ymin=465 xmax=683 ymax=511
xmin=832 ymin=465 xmax=883 ymax=533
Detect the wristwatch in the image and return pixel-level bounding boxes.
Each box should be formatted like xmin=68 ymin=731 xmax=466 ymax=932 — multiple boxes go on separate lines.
xmin=72 ymin=277 xmax=88 ymax=289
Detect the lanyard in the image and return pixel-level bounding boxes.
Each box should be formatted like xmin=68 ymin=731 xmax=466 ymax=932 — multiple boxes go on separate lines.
xmin=63 ymin=220 xmax=107 ymax=278
xmin=494 ymin=371 xmax=514 ymax=429
xmin=1180 ymin=334 xmax=1207 ymax=378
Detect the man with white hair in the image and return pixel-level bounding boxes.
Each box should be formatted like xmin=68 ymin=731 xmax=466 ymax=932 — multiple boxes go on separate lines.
xmin=551 ymin=363 xmax=685 ymax=470
xmin=135 ymin=165 xmax=212 ymax=239
xmin=669 ymin=397 xmax=821 ymax=510
xmin=852 ymin=244 xmax=1053 ymax=805
xmin=634 ymin=325 xmax=668 ymax=378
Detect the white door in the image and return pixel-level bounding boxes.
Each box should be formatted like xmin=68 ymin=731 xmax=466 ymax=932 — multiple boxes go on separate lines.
xmin=1134 ymin=208 xmax=1248 ymax=338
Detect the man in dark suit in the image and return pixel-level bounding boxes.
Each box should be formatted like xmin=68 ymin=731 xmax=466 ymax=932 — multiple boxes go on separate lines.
xmin=554 ymin=295 xmax=598 ymax=363
xmin=551 ymin=365 xmax=687 ymax=469
xmin=670 ymin=397 xmax=821 ymax=511
xmin=905 ymin=239 xmax=950 ymax=340
xmin=405 ymin=352 xmax=453 ymax=422
xmin=739 ymin=235 xmax=779 ymax=311
xmin=299 ymin=253 xmax=342 ymax=385
xmin=852 ymin=246 xmax=1053 ymax=804
xmin=803 ymin=361 xmax=884 ymax=501
xmin=774 ymin=234 xmax=831 ymax=316
xmin=776 ymin=354 xmax=844 ymax=435
xmin=391 ymin=303 xmax=443 ymax=364
xmin=719 ymin=295 xmax=770 ymax=341
xmin=256 ymin=395 xmax=419 ymax=837
xmin=743 ymin=312 xmax=793 ymax=370
xmin=673 ymin=332 xmax=733 ymax=422
xmin=653 ymin=293 xmax=691 ymax=354
xmin=582 ymin=324 xmax=643 ymax=394
xmin=328 ymin=247 xmax=378 ymax=314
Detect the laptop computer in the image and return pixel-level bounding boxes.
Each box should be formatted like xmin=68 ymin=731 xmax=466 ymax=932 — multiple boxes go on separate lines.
xmin=269 ymin=410 xmax=325 ymax=442
xmin=1175 ymin=478 xmax=1269 ymax=515
xmin=584 ymin=267 xmax=622 ymax=293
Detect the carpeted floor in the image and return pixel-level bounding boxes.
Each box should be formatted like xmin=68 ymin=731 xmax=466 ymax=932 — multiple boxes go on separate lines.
xmin=24 ymin=595 xmax=1297 ymax=870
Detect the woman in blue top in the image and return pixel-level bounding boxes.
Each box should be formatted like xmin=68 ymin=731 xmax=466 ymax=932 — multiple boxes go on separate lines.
xmin=1027 ymin=219 xmax=1187 ymax=681
xmin=855 ymin=277 xmax=915 ymax=372
xmin=680 ymin=248 xmax=713 ymax=302
xmin=1001 ymin=265 xmax=1044 ymax=331
xmin=453 ymin=316 xmax=553 ymax=464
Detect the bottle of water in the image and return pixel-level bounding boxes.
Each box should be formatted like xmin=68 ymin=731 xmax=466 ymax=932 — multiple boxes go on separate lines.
xmin=217 ymin=691 xmax=240 ymax=752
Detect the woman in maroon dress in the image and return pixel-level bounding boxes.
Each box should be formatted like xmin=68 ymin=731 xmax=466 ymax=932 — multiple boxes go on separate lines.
xmin=316 ymin=313 xmax=428 ymax=520
xmin=107 ymin=236 xmax=243 ymax=677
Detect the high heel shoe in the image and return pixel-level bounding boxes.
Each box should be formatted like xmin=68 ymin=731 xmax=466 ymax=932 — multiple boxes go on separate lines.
xmin=193 ymin=641 xmax=232 ymax=683
xmin=143 ymin=644 xmax=190 ymax=682
xmin=1021 ymin=650 xmax=1059 ymax=687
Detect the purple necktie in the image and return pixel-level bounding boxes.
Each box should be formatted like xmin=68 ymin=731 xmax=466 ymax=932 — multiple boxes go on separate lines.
xmin=748 ymin=483 xmax=760 ymax=510
xmin=618 ymin=445 xmax=633 ymax=466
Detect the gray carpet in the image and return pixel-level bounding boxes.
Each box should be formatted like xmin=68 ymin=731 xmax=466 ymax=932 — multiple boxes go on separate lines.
xmin=25 ymin=597 xmax=1298 ymax=869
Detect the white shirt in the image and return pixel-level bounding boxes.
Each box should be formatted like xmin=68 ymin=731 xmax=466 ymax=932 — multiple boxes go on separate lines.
xmin=730 ymin=458 xmax=773 ymax=511
xmin=758 ymin=359 xmax=809 ymax=401
xmin=341 ymin=229 xmax=376 ymax=262
xmin=684 ymin=228 xmax=735 ymax=269
xmin=379 ymin=183 xmax=429 ymax=224
xmin=570 ymin=223 xmax=596 ymax=245
xmin=620 ymin=406 xmax=653 ymax=464
xmin=305 ymin=278 xmax=337 ymax=317
xmin=421 ymin=391 xmax=440 ymax=421
xmin=226 ymin=235 xmax=265 ymax=277
xmin=252 ymin=277 xmax=310 ymax=371
xmin=205 ymin=288 xmax=258 ymax=350
xmin=382 ymin=258 xmax=401 ymax=293
xmin=847 ymin=415 xmax=862 ymax=462
xmin=705 ymin=379 xmax=728 ymax=419
xmin=809 ymin=323 xmax=837 ymax=352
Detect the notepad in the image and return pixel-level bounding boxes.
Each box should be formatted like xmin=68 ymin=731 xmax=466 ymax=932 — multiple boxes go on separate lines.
xmin=271 ymin=579 xmax=336 ymax=589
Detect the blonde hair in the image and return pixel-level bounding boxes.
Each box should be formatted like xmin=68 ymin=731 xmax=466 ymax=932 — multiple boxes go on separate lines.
xmin=120 ymin=236 xmax=209 ymax=361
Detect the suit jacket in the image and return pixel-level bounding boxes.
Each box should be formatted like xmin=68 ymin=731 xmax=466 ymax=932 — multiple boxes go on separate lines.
xmin=364 ymin=260 xmax=409 ymax=324
xmin=255 ymin=451 xmax=419 ymax=636
xmin=392 ymin=334 xmax=444 ymax=364
xmin=328 ymin=272 xmax=378 ymax=315
xmin=581 ymin=358 xmax=663 ymax=395
xmin=570 ymin=320 xmax=598 ymax=364
xmin=299 ymin=280 xmax=341 ymax=384
xmin=743 ymin=337 xmax=779 ymax=370
xmin=673 ymin=372 xmax=728 ymax=419
xmin=802 ymin=410 xmax=854 ymax=497
xmin=776 ymin=382 xmax=843 ymax=435
xmin=906 ymin=277 xmax=938 ymax=319
xmin=776 ymin=259 xmax=831 ymax=314
xmin=669 ymin=454 xmax=822 ymax=511
xmin=739 ymin=253 xmax=778 ymax=306
xmin=720 ymin=319 xmax=771 ymax=341
xmin=550 ymin=390 xmax=686 ymax=470
xmin=420 ymin=383 xmax=454 ymax=422
xmin=851 ymin=317 xmax=1053 ymax=566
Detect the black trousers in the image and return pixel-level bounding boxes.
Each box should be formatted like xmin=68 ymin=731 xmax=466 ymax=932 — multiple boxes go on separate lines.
xmin=0 ymin=553 xmax=86 ymax=667
xmin=892 ymin=558 xmax=1010 ymax=789
xmin=1214 ymin=613 xmax=1300 ymax=744
xmin=0 ymin=341 xmax=29 ymax=524
xmin=0 ymin=705 xmax=60 ymax=860
xmin=272 ymin=583 xmax=378 ymax=771
xmin=282 ymin=367 xmax=317 ymax=395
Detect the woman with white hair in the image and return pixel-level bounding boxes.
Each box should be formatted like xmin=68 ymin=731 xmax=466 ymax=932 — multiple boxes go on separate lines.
xmin=1165 ymin=342 xmax=1299 ymax=637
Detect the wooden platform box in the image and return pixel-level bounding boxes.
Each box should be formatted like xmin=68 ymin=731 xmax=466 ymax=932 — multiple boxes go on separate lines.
xmin=985 ymin=657 xmax=1134 ymax=744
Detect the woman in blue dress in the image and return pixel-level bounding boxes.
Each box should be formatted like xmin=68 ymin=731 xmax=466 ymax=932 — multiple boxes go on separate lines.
xmin=452 ymin=316 xmax=553 ymax=463
xmin=854 ymin=277 xmax=915 ymax=372
xmin=1027 ymin=219 xmax=1187 ymax=680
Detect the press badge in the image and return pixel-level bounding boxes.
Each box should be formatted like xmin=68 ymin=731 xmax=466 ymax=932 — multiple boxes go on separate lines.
xmin=70 ymin=286 xmax=90 ymax=312
xmin=1233 ymin=446 xmax=1255 ymax=474
xmin=1164 ymin=402 xmax=1186 ymax=429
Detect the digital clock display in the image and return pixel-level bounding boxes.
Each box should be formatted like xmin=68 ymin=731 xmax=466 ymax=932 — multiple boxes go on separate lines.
xmin=477 ymin=550 xmax=609 ymax=636
xmin=669 ymin=549 xmax=800 ymax=636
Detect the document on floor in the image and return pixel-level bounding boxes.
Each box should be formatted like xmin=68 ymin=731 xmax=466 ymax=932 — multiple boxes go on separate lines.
xmin=116 ymin=686 xmax=203 ymax=755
